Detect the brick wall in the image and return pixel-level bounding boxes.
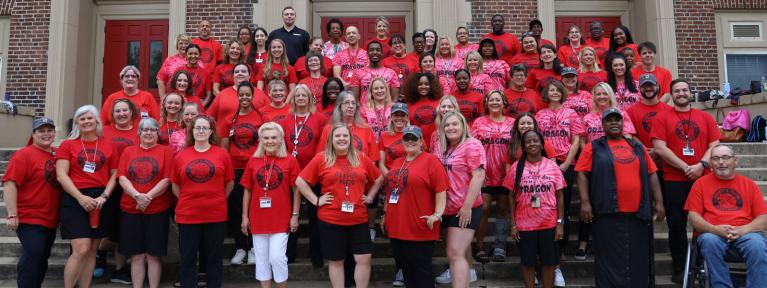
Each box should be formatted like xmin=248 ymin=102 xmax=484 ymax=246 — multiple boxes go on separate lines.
xmin=4 ymin=0 xmax=50 ymax=116
xmin=468 ymin=0 xmax=539 ymax=42
xmin=185 ymin=0 xmax=254 ymax=47
xmin=674 ymin=0 xmax=767 ymax=91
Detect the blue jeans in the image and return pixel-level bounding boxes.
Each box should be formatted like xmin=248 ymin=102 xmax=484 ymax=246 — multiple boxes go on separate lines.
xmin=16 ymin=224 xmax=56 ymax=288
xmin=698 ymin=232 xmax=767 ymax=288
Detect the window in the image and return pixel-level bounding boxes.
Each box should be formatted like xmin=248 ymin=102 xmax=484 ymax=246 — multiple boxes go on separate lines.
xmin=0 ymin=17 xmax=9 ymax=100
xmin=716 ymin=13 xmax=767 ymax=91
xmin=730 ymin=22 xmax=762 ymax=40
xmin=724 ymin=53 xmax=767 ymax=91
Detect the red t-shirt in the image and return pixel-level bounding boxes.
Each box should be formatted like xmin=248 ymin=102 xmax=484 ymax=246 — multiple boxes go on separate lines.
xmin=503 ymin=157 xmax=566 ymax=231
xmin=298 ymin=75 xmax=328 ymax=103
xmin=333 ymin=47 xmax=369 ymax=84
xmin=299 ymin=154 xmax=381 ymax=226
xmin=56 ymin=137 xmax=119 ymax=189
xmin=685 ymin=174 xmax=767 ymax=227
xmin=575 ymin=138 xmax=658 ymax=212
xmin=431 ymin=138 xmax=486 ymax=215
xmin=258 ymin=104 xmax=291 ymax=123
xmin=172 ymin=146 xmax=234 ymax=224
xmin=101 ymin=90 xmax=160 ymax=126
xmin=175 ymin=65 xmax=212 ymax=101
xmin=504 ymin=52 xmax=539 ymax=69
xmin=294 ymin=56 xmax=333 ymax=80
xmin=483 ymin=59 xmax=511 ymax=90
xmin=408 ymin=99 xmax=439 ymax=149
xmin=505 ymin=87 xmax=544 ymax=118
xmin=578 ymin=70 xmax=608 ymax=93
xmin=192 ymin=37 xmax=223 ymax=75
xmin=117 ymin=145 xmax=174 ymax=214
xmin=614 ymin=43 xmax=639 ymax=57
xmin=631 ymin=65 xmax=673 ymax=96
xmin=350 ymin=66 xmax=400 ymax=105
xmin=101 ymin=125 xmax=139 ymax=158
xmin=650 ymin=108 xmax=721 ymax=181
xmin=159 ymin=120 xmax=181 ymax=145
xmin=255 ymin=63 xmax=298 ymax=94
xmin=482 ymin=32 xmax=521 ymax=58
xmin=379 ymin=131 xmax=405 ymax=169
xmin=452 ymin=90 xmax=485 ymax=125
xmin=614 ymin=81 xmax=642 ymax=111
xmin=251 ymin=51 xmax=268 ymax=75
xmin=584 ymin=38 xmax=610 ymax=65
xmin=626 ymin=101 xmax=672 ymax=148
xmin=535 ymin=107 xmax=585 ymax=161
xmin=220 ymin=110 xmax=264 ymax=168
xmin=562 ymin=90 xmax=593 ymax=118
xmin=434 ymin=56 xmax=464 ymax=94
xmin=471 ymin=116 xmax=515 ymax=186
xmin=526 ymin=68 xmax=561 ymax=93
xmin=382 ymin=54 xmax=420 ymax=92
xmin=2 ymin=145 xmax=61 ymax=228
xmin=383 ymin=152 xmax=450 ymax=241
xmin=317 ymin=104 xmax=335 ymax=120
xmin=207 ymin=86 xmax=269 ymax=132
xmin=558 ymin=45 xmax=583 ymax=68
xmin=277 ymin=112 xmax=328 ymax=168
xmin=240 ymin=155 xmax=301 ymax=234
xmin=581 ymin=110 xmax=636 ymax=143
xmin=316 ymin=124 xmax=380 ymax=162
xmin=213 ymin=63 xmax=235 ymax=90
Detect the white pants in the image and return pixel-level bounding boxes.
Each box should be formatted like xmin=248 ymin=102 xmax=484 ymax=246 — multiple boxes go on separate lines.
xmin=252 ymin=233 xmax=289 ymax=282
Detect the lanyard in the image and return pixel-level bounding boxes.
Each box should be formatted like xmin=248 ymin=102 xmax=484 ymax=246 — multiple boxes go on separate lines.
xmin=673 ymin=109 xmax=694 ymax=144
xmin=393 ymin=155 xmax=415 ymax=191
xmin=262 ymin=156 xmax=277 ymax=195
xmin=347 ymin=48 xmax=361 ymax=67
xmin=80 ymin=138 xmax=99 ymax=163
xmin=293 ymin=113 xmax=310 ymax=147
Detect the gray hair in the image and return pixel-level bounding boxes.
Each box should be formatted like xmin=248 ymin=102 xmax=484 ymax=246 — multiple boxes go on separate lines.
xmin=68 ymin=105 xmax=102 ymax=139
xmin=331 ymin=91 xmax=367 ymax=127
xmin=119 ymin=65 xmax=141 ymax=80
xmin=137 ymin=118 xmax=160 ymax=137
xmin=711 ymin=144 xmax=736 ymax=156
xmin=268 ymin=79 xmax=287 ymax=93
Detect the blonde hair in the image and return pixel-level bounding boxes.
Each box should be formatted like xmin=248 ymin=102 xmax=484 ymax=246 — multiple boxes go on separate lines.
xmin=263 ymin=39 xmax=290 ymax=81
xmin=438 ymin=111 xmax=471 ymax=153
xmin=364 ymin=78 xmax=392 ymax=109
xmin=289 ymin=84 xmax=316 ymax=113
xmin=436 ymin=36 xmax=455 ymax=58
xmin=254 ymin=122 xmax=288 ymax=158
xmin=323 ymin=123 xmax=360 ymax=168
xmin=376 ymin=16 xmax=389 ymax=27
xmin=591 ymin=82 xmax=619 ymax=111
xmin=223 ymin=37 xmax=244 ymax=64
xmin=68 ymin=105 xmax=103 ymax=139
xmin=578 ymin=46 xmax=601 ymax=73
xmin=463 ymin=51 xmax=484 ymax=73
xmin=386 ymin=111 xmax=410 ymax=134
xmin=175 ymin=34 xmax=192 ymax=49
xmin=434 ymin=95 xmax=460 ymax=127
xmin=161 ymin=93 xmax=185 ymax=124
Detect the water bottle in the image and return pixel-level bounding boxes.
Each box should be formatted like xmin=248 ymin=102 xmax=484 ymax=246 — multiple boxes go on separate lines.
xmin=723 ymin=82 xmax=731 ymax=98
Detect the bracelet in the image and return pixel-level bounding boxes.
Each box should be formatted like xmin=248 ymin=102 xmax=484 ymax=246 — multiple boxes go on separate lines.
xmin=7 ymin=215 xmax=17 ymax=219
xmin=100 ymin=193 xmax=109 ymax=199
xmin=316 ymin=197 xmax=320 ymax=207
xmin=291 ymin=212 xmax=299 ymax=216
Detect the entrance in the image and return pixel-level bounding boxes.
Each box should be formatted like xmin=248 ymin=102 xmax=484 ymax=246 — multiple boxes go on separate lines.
xmin=320 ymin=17 xmax=407 ymax=43
xmin=102 ymin=20 xmax=168 ymax=102
xmin=555 ymin=16 xmax=621 ymax=46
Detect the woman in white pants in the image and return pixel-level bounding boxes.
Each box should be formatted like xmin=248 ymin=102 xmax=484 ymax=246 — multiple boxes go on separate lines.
xmin=241 ymin=122 xmax=301 ymax=287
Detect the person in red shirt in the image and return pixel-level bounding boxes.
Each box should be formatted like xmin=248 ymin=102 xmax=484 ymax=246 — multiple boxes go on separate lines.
xmin=317 ymin=91 xmax=380 ymax=164
xmin=526 ymin=44 xmax=563 ymax=93
xmin=423 ymin=29 xmax=438 ymax=55
xmin=409 ymin=33 xmax=426 ymax=61
xmin=505 ymin=64 xmax=544 ymax=118
xmin=237 ymin=25 xmax=253 ymax=59
xmin=364 ymin=16 xmax=393 ymax=58
xmin=505 ymin=33 xmax=540 ymax=69
xmin=259 ymin=80 xmax=291 ymax=123
xmin=240 ymin=122 xmax=301 ymax=287
xmin=176 ymin=44 xmax=213 ymax=108
xmin=278 ymin=84 xmax=329 ymax=169
xmin=318 ymin=77 xmax=344 ymax=120
xmin=651 ymin=79 xmax=721 ymax=283
xmin=359 ymin=78 xmax=393 ymax=141
xmin=404 ymin=72 xmax=442 ymax=150
xmin=575 ymin=108 xmax=664 ymax=287
xmin=219 ymin=82 xmax=264 ymax=265
xmin=212 ymin=39 xmax=245 ymax=96
xmin=381 ymin=126 xmax=448 ymax=288
xmin=2 ymin=117 xmax=61 ymax=287
xmin=558 ymin=25 xmax=585 ymax=68
xmin=561 ymin=67 xmax=593 ymax=118
xmin=378 ymin=103 xmax=411 ymax=173
xmin=434 ymin=37 xmax=464 ymax=94
xmin=464 ymin=52 xmax=499 ymax=96
xmin=170 ymin=70 xmax=205 ymax=113
xmin=528 ymin=19 xmax=555 ymax=48
xmin=350 ymin=41 xmax=400 ymax=104
xmin=609 ymin=25 xmax=638 ymax=57
xmin=102 ymin=100 xmax=140 ymax=157
xmin=631 ymin=41 xmax=674 ymax=102
xmin=581 ymin=82 xmax=637 ymax=145
xmin=333 ymin=26 xmax=368 ymax=87
xmin=159 ymin=93 xmax=184 ymax=145
xmin=169 ymin=102 xmax=202 ymax=154
xmin=482 ymin=14 xmax=520 ymax=59
xmin=295 ymin=37 xmax=333 ymax=80
xmin=208 ymin=63 xmax=268 ymax=132
xmin=157 ymin=34 xmax=192 ymax=97
xmin=627 ymin=74 xmax=671 ymax=167
xmin=298 ymin=51 xmax=329 ymax=104
xmin=503 ymin=130 xmax=565 ymax=288
xmin=685 ymin=145 xmax=767 ymax=287
xmin=584 ymin=21 xmax=610 ymax=67
xmin=577 ymin=47 xmax=607 ymax=93
xmin=246 ymin=28 xmax=269 ymax=72
xmin=101 ymin=65 xmax=161 ymax=126
xmin=117 ymin=118 xmax=174 ymax=288
xmin=172 ymin=115 xmax=234 ymax=288
xmin=256 ymin=39 xmax=298 ymax=95
xmin=296 ymin=123 xmax=384 ymax=288
xmin=452 ymin=69 xmax=486 ymax=125
xmin=56 ymin=105 xmax=120 ymax=288
xmin=607 ymin=54 xmax=641 ymax=110
xmin=192 ymin=20 xmax=223 ymax=75
xmin=382 ymin=35 xmax=419 ymax=102
xmin=454 ymin=26 xmax=479 ymax=60
xmin=620 ymin=47 xmax=637 ymax=70
xmin=419 ymin=53 xmax=436 ymax=75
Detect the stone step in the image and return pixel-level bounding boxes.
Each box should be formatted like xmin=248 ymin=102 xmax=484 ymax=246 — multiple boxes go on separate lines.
xmin=736 ymin=168 xmax=767 ymax=181
xmin=0 ymin=161 xmax=6 ymax=173
xmin=729 ymin=142 xmax=767 ymax=155
xmin=0 ymin=254 xmax=676 ymax=281
xmin=735 ymin=155 xmax=767 ymax=168
xmin=0 ymin=149 xmax=17 ymax=162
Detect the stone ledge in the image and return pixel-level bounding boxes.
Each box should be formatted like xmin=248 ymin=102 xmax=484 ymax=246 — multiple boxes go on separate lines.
xmin=693 ymin=92 xmax=767 ymax=120
xmin=0 ymin=104 xmax=36 ymax=117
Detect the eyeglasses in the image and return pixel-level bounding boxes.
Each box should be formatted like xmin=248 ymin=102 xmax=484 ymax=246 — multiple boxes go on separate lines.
xmin=140 ymin=128 xmax=159 ymax=133
xmin=123 ymin=74 xmax=138 ymax=79
xmin=402 ymin=136 xmax=420 ymax=142
xmin=710 ymin=155 xmax=735 ymax=162
xmin=193 ymin=127 xmax=212 ymax=132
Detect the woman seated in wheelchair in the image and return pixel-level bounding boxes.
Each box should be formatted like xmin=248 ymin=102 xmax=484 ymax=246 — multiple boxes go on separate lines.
xmin=684 ymin=144 xmax=767 ymax=287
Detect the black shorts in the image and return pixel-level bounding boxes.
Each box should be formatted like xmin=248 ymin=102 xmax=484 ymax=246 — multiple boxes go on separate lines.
xmin=60 ymin=187 xmax=110 ymax=240
xmin=103 ymin=187 xmax=123 ymax=242
xmin=481 ymin=186 xmax=509 ymax=195
xmin=442 ymin=206 xmax=483 ymax=230
xmin=119 ymin=210 xmax=171 ymax=257
xmin=518 ymin=228 xmax=560 ymax=267
xmin=317 ymin=220 xmax=373 ymax=260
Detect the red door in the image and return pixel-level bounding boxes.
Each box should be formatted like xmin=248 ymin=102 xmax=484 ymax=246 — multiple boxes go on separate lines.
xmin=320 ymin=17 xmax=406 ymax=43
xmin=103 ymin=20 xmax=169 ymax=102
xmin=555 ymin=17 xmax=621 ymax=47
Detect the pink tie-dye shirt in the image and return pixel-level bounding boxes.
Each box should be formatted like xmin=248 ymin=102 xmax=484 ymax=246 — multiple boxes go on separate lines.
xmin=431 ymin=138 xmax=486 ymax=215
xmin=535 ymin=107 xmax=585 ymax=161
xmin=562 ymin=90 xmax=593 ymax=118
xmin=435 ymin=56 xmax=464 ymax=94
xmin=483 ymin=59 xmax=511 ymax=90
xmin=333 ymin=47 xmax=369 ymax=84
xmin=471 ymin=116 xmax=515 ymax=186
xmin=581 ymin=110 xmax=636 ymax=143
xmin=470 ymin=73 xmax=500 ymax=96
xmin=322 ymin=41 xmax=349 ymax=60
xmin=350 ymin=66 xmax=400 ymax=106
xmin=615 ymin=81 xmax=641 ymax=111
xmin=503 ymin=157 xmax=566 ymax=231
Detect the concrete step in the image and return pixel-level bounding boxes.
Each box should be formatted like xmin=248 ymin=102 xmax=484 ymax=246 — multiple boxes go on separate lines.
xmin=736 ymin=168 xmax=767 ymax=181
xmin=0 ymin=149 xmax=17 ymax=162
xmin=735 ymin=155 xmax=767 ymax=168
xmin=729 ymin=142 xmax=767 ymax=155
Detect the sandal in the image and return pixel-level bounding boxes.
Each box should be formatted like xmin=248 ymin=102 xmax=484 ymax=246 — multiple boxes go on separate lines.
xmin=491 ymin=248 xmax=506 ymax=262
xmin=475 ymin=250 xmax=490 ymax=263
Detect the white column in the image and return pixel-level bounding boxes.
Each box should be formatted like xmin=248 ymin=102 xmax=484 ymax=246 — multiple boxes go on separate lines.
xmin=45 ymin=0 xmax=79 ymax=139
xmin=654 ymin=0 xmax=679 ymax=77
xmin=168 ymin=0 xmax=186 ymax=55
xmin=415 ymin=0 xmax=434 ymax=32
xmin=538 ymin=0 xmax=556 ymax=46
xmin=432 ymin=0 xmax=459 ymax=39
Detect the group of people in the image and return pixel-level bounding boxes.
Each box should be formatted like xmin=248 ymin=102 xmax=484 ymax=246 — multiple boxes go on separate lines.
xmin=4 ymin=5 xmax=767 ymax=288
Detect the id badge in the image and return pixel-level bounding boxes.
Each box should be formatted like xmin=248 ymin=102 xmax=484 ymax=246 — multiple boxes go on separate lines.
xmin=259 ymin=197 xmax=272 ymax=208
xmin=140 ymin=111 xmax=149 ymax=118
xmin=341 ymin=200 xmax=354 ymax=213
xmin=83 ymin=161 xmax=97 ymax=174
xmin=388 ymin=189 xmax=399 ymax=204
xmin=347 ymin=72 xmax=353 ymax=78
xmin=292 ymin=149 xmax=298 ymax=157
xmin=398 ymin=73 xmax=403 ymax=79
xmin=256 ymin=58 xmax=263 ymax=63
xmin=682 ymin=147 xmax=695 ymax=156
xmin=531 ymin=194 xmax=541 ymax=208
xmin=229 ymin=128 xmax=235 ymax=137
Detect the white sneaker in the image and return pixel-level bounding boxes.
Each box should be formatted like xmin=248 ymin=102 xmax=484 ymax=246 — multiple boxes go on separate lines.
xmin=435 ymin=268 xmax=451 ymax=284
xmin=392 ymin=269 xmax=404 ymax=287
xmin=469 ymin=268 xmax=478 ymax=283
xmin=230 ymin=249 xmax=247 ymax=265
xmin=554 ymin=267 xmax=566 ymax=287
xmin=370 ymin=228 xmax=376 ymax=241
xmin=247 ymin=249 xmax=256 ymax=265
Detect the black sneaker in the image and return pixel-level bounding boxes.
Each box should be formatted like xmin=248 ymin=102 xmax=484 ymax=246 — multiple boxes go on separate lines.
xmin=110 ymin=268 xmax=132 ymax=285
xmin=574 ymin=248 xmax=587 ymax=261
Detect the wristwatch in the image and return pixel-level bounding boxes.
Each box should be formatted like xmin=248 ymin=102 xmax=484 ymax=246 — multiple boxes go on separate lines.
xmin=700 ymin=160 xmax=710 ymax=169
xmin=556 ymin=218 xmax=564 ymax=224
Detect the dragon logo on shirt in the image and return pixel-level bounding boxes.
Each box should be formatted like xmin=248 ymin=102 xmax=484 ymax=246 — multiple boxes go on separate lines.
xmin=611 ymin=145 xmax=637 ymax=164
xmin=185 ymin=159 xmax=215 ymax=184
xmin=221 ymin=69 xmax=235 ymax=87
xmin=44 ymin=159 xmax=59 ymax=187
xmin=232 ymin=123 xmax=259 ymax=149
xmin=336 ymin=166 xmax=356 ymax=188
xmin=458 ymin=100 xmax=479 ymax=123
xmin=76 ymin=149 xmax=107 ymax=171
xmin=712 ymin=188 xmax=743 ymax=211
xmin=110 ymin=137 xmax=135 ymax=154
xmin=290 ymin=126 xmax=314 ymax=148
xmin=674 ymin=119 xmax=701 ymax=142
xmin=352 ymin=134 xmax=364 ymax=151
xmin=641 ymin=112 xmax=658 ymax=132
xmin=413 ymin=106 xmax=436 ymax=125
xmin=495 ymin=42 xmax=509 ymax=57
xmin=384 ymin=167 xmax=409 ymax=194
xmin=200 ymin=47 xmax=214 ymax=63
xmin=568 ymin=53 xmax=579 ymax=67
xmin=128 ymin=156 xmax=160 ymax=185
xmin=256 ymin=163 xmax=284 ymax=191
xmin=508 ymin=98 xmax=535 ymax=118
xmin=386 ymin=139 xmax=406 ymax=160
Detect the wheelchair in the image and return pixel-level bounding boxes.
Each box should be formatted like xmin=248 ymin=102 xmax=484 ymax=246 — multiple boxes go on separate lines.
xmin=682 ymin=235 xmax=747 ymax=288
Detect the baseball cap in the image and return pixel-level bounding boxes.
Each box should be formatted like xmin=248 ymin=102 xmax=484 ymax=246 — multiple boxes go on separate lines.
xmin=561 ymin=67 xmax=577 ymax=76
xmin=32 ymin=117 xmax=55 ymax=131
xmin=601 ymin=107 xmax=623 ymax=121
xmin=402 ymin=126 xmax=422 ymax=139
xmin=391 ymin=102 xmax=409 ymax=115
xmin=639 ymin=74 xmax=658 ymax=86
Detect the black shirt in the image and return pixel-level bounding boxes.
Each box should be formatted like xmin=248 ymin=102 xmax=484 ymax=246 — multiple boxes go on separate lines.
xmin=268 ymin=26 xmax=310 ymax=65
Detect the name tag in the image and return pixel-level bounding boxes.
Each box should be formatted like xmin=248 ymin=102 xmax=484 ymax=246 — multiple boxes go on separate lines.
xmin=140 ymin=111 xmax=149 ymax=118
xmin=341 ymin=200 xmax=354 ymax=213
xmin=347 ymin=72 xmax=353 ymax=78
xmin=256 ymin=59 xmax=264 ymax=63
xmin=259 ymin=197 xmax=272 ymax=208
xmin=682 ymin=147 xmax=695 ymax=156
xmin=388 ymin=189 xmax=399 ymax=204
xmin=531 ymin=194 xmax=540 ymax=208
xmin=229 ymin=128 xmax=235 ymax=137
xmin=83 ymin=161 xmax=96 ymax=174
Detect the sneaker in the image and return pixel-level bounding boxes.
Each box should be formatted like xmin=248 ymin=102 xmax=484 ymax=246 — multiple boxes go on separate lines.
xmin=469 ymin=268 xmax=478 ymax=283
xmin=435 ymin=268 xmax=451 ymax=284
xmin=575 ymin=248 xmax=587 ymax=261
xmin=535 ymin=276 xmax=539 ymax=285
xmin=247 ymin=249 xmax=256 ymax=265
xmin=392 ymin=269 xmax=404 ymax=287
xmin=109 ymin=268 xmax=132 ymax=285
xmin=370 ymin=228 xmax=376 ymax=241
xmin=230 ymin=249 xmax=247 ymax=265
xmin=93 ymin=250 xmax=107 ymax=278
xmin=491 ymin=248 xmax=506 ymax=262
xmin=554 ymin=268 xmax=566 ymax=287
